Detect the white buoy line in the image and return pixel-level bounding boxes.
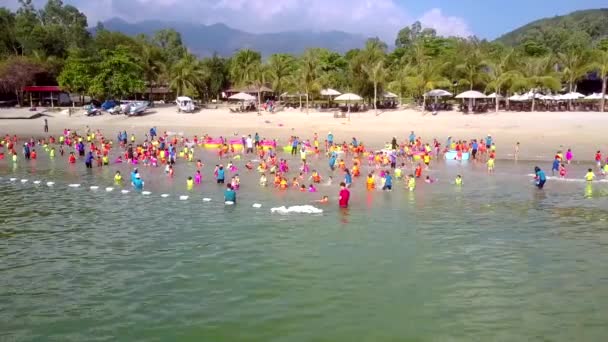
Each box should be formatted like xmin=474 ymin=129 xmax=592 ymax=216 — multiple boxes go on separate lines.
xmin=0 ymin=177 xmax=300 ymax=212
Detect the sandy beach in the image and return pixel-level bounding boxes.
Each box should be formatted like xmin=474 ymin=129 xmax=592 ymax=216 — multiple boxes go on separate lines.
xmin=1 ymin=105 xmax=606 ymax=162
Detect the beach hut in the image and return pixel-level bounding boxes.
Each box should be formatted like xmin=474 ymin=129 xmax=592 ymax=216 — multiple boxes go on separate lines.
xmin=320 ymin=88 xmax=341 ymax=109
xmin=334 ymin=93 xmax=363 ymax=120
xmin=456 ymin=91 xmax=486 ymax=113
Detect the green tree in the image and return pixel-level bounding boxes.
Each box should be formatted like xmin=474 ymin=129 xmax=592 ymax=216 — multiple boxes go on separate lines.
xmin=57 ymin=49 xmax=95 ymax=104
xmin=267 ymin=53 xmax=296 ymax=96
xmin=169 ymin=53 xmax=206 ymax=98
xmin=89 ymin=47 xmax=145 ymax=99
xmin=201 ymin=53 xmax=229 ymax=100
xmin=485 ymin=49 xmax=520 ymax=112
xmin=139 ymin=43 xmax=165 ymax=101
xmin=153 ymin=29 xmax=186 ymax=64
xmin=297 ymin=48 xmax=322 ymax=113
xmin=0 ymin=8 xmax=19 ymax=56
xmin=362 ymin=59 xmax=386 ymax=115
xmin=592 ymin=49 xmax=608 ymax=112
xmin=519 ymin=56 xmax=561 ymax=111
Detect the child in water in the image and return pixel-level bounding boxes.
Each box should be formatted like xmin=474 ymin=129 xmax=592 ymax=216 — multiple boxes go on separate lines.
xmin=195 ymin=170 xmax=202 ymax=184
xmin=187 ymin=176 xmax=194 ymax=190
xmin=455 ymin=175 xmax=463 ymax=186
xmin=259 ymin=173 xmax=267 ymax=187
xmin=308 ymin=184 xmax=317 ymax=193
xmin=585 ymin=168 xmax=595 ymax=182
xmin=487 ymin=157 xmax=495 ymax=173
xmin=314 ymin=196 xmax=329 ymax=204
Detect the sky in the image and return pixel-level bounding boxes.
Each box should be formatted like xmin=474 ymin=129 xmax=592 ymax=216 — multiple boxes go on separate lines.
xmin=4 ymin=0 xmax=607 ymax=40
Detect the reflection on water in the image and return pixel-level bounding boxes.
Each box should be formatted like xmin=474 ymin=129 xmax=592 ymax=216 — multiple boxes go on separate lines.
xmin=1 ymin=155 xmax=608 ymax=341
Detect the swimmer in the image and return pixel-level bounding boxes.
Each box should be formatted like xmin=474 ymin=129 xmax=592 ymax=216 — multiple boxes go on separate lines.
xmin=132 ymin=173 xmax=144 ymax=190
xmin=194 ymin=170 xmax=202 ymax=184
xmin=187 ymin=176 xmax=194 ymax=190
xmin=314 ymin=196 xmax=329 ymax=204
xmin=487 ymin=157 xmax=495 ymax=173
xmin=559 ymin=164 xmax=567 ymax=178
xmin=585 ymin=168 xmax=595 ymax=182
xmin=224 ymin=184 xmax=236 ymax=204
xmin=259 ymin=173 xmax=267 ymax=187
xmin=455 ymin=175 xmax=463 ymax=186
xmin=551 ymin=158 xmax=560 ymax=176
xmin=424 ymin=176 xmax=436 ymax=184
xmin=114 ymin=171 xmax=122 ymax=184
xmin=300 ymin=184 xmax=307 ymax=192
xmin=534 ymin=166 xmax=546 ymax=189
xmin=407 ymin=174 xmax=416 ymax=191
xmin=382 ymin=171 xmax=393 ymax=191
xmin=308 ymin=184 xmax=317 ymax=193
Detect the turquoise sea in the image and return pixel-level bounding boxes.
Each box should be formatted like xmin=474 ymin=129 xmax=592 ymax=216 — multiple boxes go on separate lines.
xmin=1 ymin=149 xmax=608 ymax=341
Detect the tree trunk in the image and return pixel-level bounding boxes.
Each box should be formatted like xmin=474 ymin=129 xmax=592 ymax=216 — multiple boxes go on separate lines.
xmin=257 ymin=89 xmax=261 ymax=114
xmin=422 ymin=95 xmax=426 ymax=113
xmin=506 ymin=91 xmax=510 ymax=109
xmin=531 ymin=92 xmax=536 ymax=112
xmin=568 ymin=82 xmax=573 ymax=111
xmin=601 ymin=77 xmax=606 ymax=113
xmin=373 ymin=82 xmax=378 ymax=116
xmin=305 ymin=90 xmax=309 ymax=115
xmin=495 ymin=87 xmax=500 ymax=113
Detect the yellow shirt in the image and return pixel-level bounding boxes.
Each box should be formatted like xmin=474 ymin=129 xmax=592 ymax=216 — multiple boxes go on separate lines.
xmin=455 ymin=177 xmax=462 ymax=185
xmin=408 ymin=178 xmax=416 ymax=189
xmin=585 ymin=172 xmax=595 ymax=181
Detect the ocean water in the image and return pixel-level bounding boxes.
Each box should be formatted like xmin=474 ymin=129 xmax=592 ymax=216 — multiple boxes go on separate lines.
xmin=1 ymin=151 xmax=608 ymax=341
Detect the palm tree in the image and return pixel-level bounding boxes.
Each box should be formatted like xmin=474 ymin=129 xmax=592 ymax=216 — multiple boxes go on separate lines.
xmin=267 ymin=53 xmax=295 ymax=97
xmin=169 ymin=54 xmax=206 ymax=97
xmin=455 ymin=47 xmax=486 ymax=91
xmin=230 ymin=49 xmax=264 ymax=111
xmin=485 ymin=49 xmax=520 ymax=112
xmin=230 ymin=49 xmax=262 ymax=87
xmin=520 ymin=56 xmax=561 ymax=111
xmin=592 ymin=49 xmax=608 ymax=112
xmin=558 ymin=49 xmax=593 ymax=110
xmin=362 ymin=59 xmax=386 ymax=116
xmin=140 ymin=44 xmax=165 ymax=102
xmin=400 ymin=59 xmax=449 ymax=112
xmin=298 ymin=48 xmax=321 ymax=114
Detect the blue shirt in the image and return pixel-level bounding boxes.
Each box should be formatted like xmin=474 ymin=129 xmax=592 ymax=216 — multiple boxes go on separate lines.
xmin=217 ymin=169 xmax=225 ymax=180
xmin=472 ymin=142 xmax=478 ymax=150
xmin=329 ymin=156 xmax=336 ymax=168
xmin=485 ymin=137 xmax=492 ymax=146
xmin=327 ymin=134 xmax=333 ymax=143
xmin=385 ymin=175 xmax=393 ymax=186
xmin=552 ymin=160 xmax=560 ymax=170
xmin=292 ymin=139 xmax=299 ymax=147
xmin=224 ymin=189 xmax=236 ymax=202
xmin=132 ymin=178 xmax=143 ymax=189
xmin=130 ymin=171 xmax=137 ymax=181
xmin=409 ymin=133 xmax=416 ymax=142
xmin=537 ymin=170 xmax=546 ymax=182
xmin=345 ymin=173 xmax=352 ymax=184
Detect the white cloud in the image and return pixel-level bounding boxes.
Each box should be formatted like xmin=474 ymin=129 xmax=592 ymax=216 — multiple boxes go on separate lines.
xmin=4 ymin=0 xmax=472 ymax=40
xmin=418 ymin=8 xmax=472 ymax=37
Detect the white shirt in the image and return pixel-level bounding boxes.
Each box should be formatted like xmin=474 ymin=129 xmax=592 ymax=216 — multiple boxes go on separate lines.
xmin=246 ymin=138 xmax=253 ymax=148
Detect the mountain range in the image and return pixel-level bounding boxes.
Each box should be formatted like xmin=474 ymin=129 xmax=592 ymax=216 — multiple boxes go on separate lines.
xmin=98 ymin=9 xmax=608 ymax=57
xmin=97 ymin=18 xmax=369 ymax=57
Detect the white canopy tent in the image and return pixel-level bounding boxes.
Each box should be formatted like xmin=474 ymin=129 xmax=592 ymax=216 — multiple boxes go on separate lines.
xmin=228 ymin=92 xmax=256 ymax=101
xmin=455 ymin=90 xmax=487 ymax=99
xmin=320 ymin=88 xmax=341 ymax=96
xmin=383 ymin=91 xmax=398 ymax=98
xmin=486 ymin=93 xmax=504 ymax=99
xmin=334 ymin=93 xmax=363 ymax=119
xmin=424 ymin=89 xmax=452 ymax=97
xmin=585 ymin=93 xmax=608 ymax=100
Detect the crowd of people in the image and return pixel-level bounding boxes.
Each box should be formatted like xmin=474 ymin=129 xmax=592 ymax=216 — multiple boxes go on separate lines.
xmin=2 ymin=123 xmax=608 ymax=208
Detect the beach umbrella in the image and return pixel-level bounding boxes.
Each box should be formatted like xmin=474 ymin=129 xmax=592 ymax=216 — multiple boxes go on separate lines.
xmin=334 ymin=93 xmax=363 ymax=101
xmin=455 ymin=90 xmax=487 ymax=99
xmin=424 ymin=89 xmax=452 ymax=97
xmin=320 ymin=88 xmax=341 ymax=96
xmin=229 ymin=92 xmax=256 ymax=101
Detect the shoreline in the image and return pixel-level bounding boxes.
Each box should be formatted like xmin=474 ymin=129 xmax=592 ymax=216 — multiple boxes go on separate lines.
xmin=1 ymin=106 xmax=607 ymax=162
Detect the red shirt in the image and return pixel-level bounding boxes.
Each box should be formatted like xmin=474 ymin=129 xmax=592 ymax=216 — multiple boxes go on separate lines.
xmin=339 ymin=188 xmax=350 ymax=208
